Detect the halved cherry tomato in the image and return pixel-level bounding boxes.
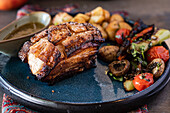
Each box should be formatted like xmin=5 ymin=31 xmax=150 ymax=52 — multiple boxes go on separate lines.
xmin=147 ymin=46 xmax=169 ymax=63
xmin=133 ymin=73 xmax=154 ymax=91
xmin=115 ymin=29 xmax=130 ymax=45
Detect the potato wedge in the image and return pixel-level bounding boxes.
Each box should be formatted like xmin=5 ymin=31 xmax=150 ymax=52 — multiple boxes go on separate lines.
xmin=98 ymin=45 xmax=119 ymax=62
xmin=106 ymin=21 xmax=119 ymax=41
xmin=92 ymin=24 xmax=108 ymax=39
xmin=123 ymin=80 xmax=135 ymax=91
xmin=52 ymin=12 xmax=73 ymax=25
xmin=119 ymin=22 xmax=132 ymax=31
xmin=110 ymin=14 xmax=124 ymax=22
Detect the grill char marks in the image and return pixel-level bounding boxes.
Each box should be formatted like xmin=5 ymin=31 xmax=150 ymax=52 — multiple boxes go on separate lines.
xmin=30 ymin=29 xmax=48 ymax=43
xmin=43 ymin=48 xmax=97 ymax=83
xmin=18 ymin=22 xmax=104 ymax=83
xmin=48 ymin=24 xmax=71 ymax=44
xmin=18 ymin=41 xmax=32 ymax=62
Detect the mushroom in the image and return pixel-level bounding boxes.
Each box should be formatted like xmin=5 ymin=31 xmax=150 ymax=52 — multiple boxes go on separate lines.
xmin=147 ymin=58 xmax=165 ymax=78
xmin=98 ymin=45 xmax=119 ymax=62
xmin=109 ymin=60 xmax=130 ymax=76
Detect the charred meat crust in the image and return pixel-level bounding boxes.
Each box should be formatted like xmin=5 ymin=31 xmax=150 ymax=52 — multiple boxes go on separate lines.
xmin=28 ymin=39 xmax=61 ymax=79
xmin=18 ymin=22 xmax=104 ymax=82
xmin=30 ymin=29 xmax=48 ymax=43
xmin=48 ymin=24 xmax=71 ymax=44
xmin=42 ymin=54 xmax=97 ymax=84
xmin=18 ymin=41 xmax=32 ymax=62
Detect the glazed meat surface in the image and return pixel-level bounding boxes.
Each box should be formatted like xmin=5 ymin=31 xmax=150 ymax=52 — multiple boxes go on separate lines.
xmin=18 ymin=22 xmax=104 ymax=83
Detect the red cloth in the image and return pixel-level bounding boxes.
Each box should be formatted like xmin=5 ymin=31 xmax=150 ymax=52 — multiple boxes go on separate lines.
xmin=2 ymin=93 xmax=148 ymax=113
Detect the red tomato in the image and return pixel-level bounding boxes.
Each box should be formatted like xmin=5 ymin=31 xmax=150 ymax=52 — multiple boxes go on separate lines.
xmin=115 ymin=29 xmax=130 ymax=45
xmin=133 ymin=73 xmax=154 ymax=91
xmin=147 ymin=46 xmax=169 ymax=63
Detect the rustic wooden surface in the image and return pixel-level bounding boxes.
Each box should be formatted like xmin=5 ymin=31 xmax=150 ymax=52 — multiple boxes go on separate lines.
xmin=0 ymin=0 xmax=170 ymax=112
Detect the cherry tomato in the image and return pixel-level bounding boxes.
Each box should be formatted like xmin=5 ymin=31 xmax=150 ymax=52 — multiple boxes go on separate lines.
xmin=133 ymin=73 xmax=154 ymax=91
xmin=147 ymin=46 xmax=169 ymax=63
xmin=115 ymin=29 xmax=130 ymax=45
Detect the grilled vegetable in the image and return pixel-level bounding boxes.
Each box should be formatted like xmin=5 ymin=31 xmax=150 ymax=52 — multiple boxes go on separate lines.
xmin=117 ymin=19 xmax=149 ymax=59
xmin=147 ymin=46 xmax=169 ymax=63
xmin=123 ymin=80 xmax=135 ymax=91
xmin=107 ymin=72 xmax=123 ymax=82
xmin=98 ymin=46 xmax=119 ymax=62
xmin=133 ymin=73 xmax=154 ymax=91
xmin=147 ymin=58 xmax=165 ymax=78
xmin=130 ymin=43 xmax=148 ymax=66
xmin=151 ymin=29 xmax=170 ymax=46
xmin=115 ymin=29 xmax=130 ymax=45
xmin=130 ymin=29 xmax=170 ymax=52
xmin=109 ymin=60 xmax=130 ymax=76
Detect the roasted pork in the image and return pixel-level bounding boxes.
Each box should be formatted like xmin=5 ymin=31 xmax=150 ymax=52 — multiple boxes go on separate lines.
xmin=18 ymin=22 xmax=104 ymax=83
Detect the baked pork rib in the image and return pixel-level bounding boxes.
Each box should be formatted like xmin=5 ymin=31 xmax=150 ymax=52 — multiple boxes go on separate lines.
xmin=18 ymin=22 xmax=104 ymax=83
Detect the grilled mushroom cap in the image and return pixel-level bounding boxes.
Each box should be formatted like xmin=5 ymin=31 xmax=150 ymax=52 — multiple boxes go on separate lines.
xmin=147 ymin=58 xmax=165 ymax=78
xmin=109 ymin=60 xmax=130 ymax=76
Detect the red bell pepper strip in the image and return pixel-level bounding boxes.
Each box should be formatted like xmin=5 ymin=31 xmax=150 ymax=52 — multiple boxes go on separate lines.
xmin=130 ymin=26 xmax=153 ymax=43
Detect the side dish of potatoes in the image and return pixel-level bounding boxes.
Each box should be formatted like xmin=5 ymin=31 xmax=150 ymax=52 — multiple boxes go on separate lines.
xmin=52 ymin=6 xmax=132 ymax=41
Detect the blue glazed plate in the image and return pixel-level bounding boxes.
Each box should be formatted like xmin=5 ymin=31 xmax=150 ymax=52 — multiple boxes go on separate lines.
xmin=0 ymin=42 xmax=170 ymax=113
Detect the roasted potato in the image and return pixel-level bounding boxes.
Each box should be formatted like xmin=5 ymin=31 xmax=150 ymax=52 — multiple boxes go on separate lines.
xmin=110 ymin=14 xmax=124 ymax=22
xmin=89 ymin=15 xmax=105 ymax=24
xmin=52 ymin=12 xmax=73 ymax=25
xmin=89 ymin=7 xmax=105 ymax=24
xmin=74 ymin=13 xmax=90 ymax=22
xmin=91 ymin=6 xmax=104 ymax=16
xmin=71 ymin=17 xmax=86 ymax=23
xmin=106 ymin=21 xmax=119 ymax=41
xmin=98 ymin=45 xmax=119 ymax=62
xmin=92 ymin=24 xmax=108 ymax=39
xmin=85 ymin=12 xmax=91 ymax=17
xmin=123 ymin=80 xmax=135 ymax=91
xmin=119 ymin=22 xmax=132 ymax=31
xmin=102 ymin=21 xmax=109 ymax=30
xmin=103 ymin=9 xmax=110 ymax=22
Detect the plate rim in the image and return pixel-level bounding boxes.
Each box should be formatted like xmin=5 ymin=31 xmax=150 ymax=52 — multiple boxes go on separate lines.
xmin=0 ymin=43 xmax=170 ymax=112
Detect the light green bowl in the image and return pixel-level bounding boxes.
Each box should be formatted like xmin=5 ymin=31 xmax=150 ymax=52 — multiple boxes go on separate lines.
xmin=0 ymin=11 xmax=51 ymax=57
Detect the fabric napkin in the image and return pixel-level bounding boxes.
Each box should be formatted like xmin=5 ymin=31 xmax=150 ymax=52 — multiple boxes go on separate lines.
xmin=1 ymin=4 xmax=149 ymax=113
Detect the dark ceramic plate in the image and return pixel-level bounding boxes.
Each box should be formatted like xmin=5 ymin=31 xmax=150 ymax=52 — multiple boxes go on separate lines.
xmin=0 ymin=42 xmax=169 ymax=113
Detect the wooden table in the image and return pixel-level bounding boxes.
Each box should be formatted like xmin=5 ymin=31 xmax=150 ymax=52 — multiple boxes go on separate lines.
xmin=0 ymin=0 xmax=170 ymax=112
